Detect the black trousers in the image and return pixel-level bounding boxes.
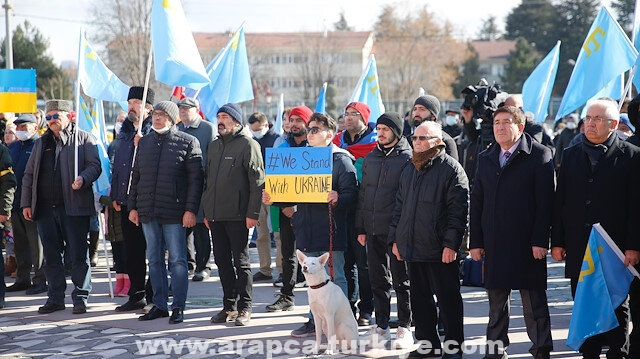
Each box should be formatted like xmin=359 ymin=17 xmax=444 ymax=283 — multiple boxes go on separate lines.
xmin=11 ymin=210 xmax=46 ymax=286
xmin=278 ymin=211 xmax=297 ymax=298
xmin=571 ymin=277 xmax=630 ymax=359
xmin=344 ymin=215 xmax=373 ymax=315
xmin=367 ymin=233 xmax=411 ymax=328
xmin=186 ymin=223 xmax=211 ymax=272
xmin=409 ymin=261 xmax=463 ymax=355
xmin=210 ymin=220 xmax=252 ymax=311
xmin=120 ymin=207 xmax=152 ymax=303
xmin=485 ymin=288 xmax=553 ymax=358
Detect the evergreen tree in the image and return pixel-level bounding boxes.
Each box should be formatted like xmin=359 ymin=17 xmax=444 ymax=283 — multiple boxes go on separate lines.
xmin=501 ymin=37 xmax=541 ymax=93
xmin=334 ymin=12 xmax=353 ymax=31
xmin=610 ymin=0 xmax=635 ymax=38
xmin=505 ymin=0 xmax=559 ymax=55
xmin=477 ymin=16 xmax=502 ymax=41
xmin=452 ymin=43 xmax=482 ymax=98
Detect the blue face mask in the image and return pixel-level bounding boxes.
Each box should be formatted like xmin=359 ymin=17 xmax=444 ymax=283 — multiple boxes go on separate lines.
xmin=445 ymin=116 xmax=458 ymax=126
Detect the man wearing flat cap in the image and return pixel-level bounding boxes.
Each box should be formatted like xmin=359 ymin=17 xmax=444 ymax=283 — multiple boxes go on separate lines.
xmin=21 ymin=99 xmax=101 ymax=315
xmin=112 ymin=86 xmax=155 ymax=313
xmin=202 ymin=102 xmax=265 ymax=327
xmin=128 ymin=101 xmax=203 ymax=324
xmin=7 ymin=114 xmax=46 ymax=295
xmin=176 ymin=97 xmax=216 ymax=282
xmin=410 ymin=95 xmax=459 ymax=162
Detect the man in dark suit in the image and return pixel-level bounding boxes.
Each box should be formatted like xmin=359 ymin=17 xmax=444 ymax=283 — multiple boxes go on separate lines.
xmin=552 ymin=99 xmax=640 ymax=359
xmin=470 ymin=106 xmax=555 ymax=359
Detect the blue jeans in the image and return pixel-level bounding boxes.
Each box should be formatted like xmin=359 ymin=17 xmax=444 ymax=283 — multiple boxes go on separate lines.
xmin=304 ymin=250 xmax=346 ymax=323
xmin=36 ymin=205 xmax=91 ymax=306
xmin=142 ymin=219 xmax=188 ymax=311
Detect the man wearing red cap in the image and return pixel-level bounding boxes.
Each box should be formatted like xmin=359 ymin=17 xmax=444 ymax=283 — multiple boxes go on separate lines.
xmin=332 ymin=102 xmax=375 ymax=326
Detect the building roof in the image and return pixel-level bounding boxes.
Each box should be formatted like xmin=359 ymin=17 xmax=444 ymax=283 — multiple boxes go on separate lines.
xmin=470 ymin=40 xmax=516 ymax=61
xmin=193 ymin=31 xmax=373 ymax=50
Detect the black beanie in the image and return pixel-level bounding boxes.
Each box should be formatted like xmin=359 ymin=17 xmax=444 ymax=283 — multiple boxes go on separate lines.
xmin=217 ymin=103 xmax=243 ymax=123
xmin=377 ymin=111 xmax=404 ymax=139
xmin=414 ymin=95 xmax=440 ymax=119
xmin=128 ymin=86 xmax=155 ymax=105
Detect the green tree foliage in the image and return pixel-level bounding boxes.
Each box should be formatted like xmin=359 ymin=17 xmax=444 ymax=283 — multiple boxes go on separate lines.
xmin=611 ymin=0 xmax=635 ymax=38
xmin=0 ymin=20 xmax=70 ymax=100
xmin=334 ymin=12 xmax=353 ymax=31
xmin=452 ymin=43 xmax=482 ymax=98
xmin=505 ymin=0 xmax=559 ymax=55
xmin=501 ymin=37 xmax=541 ymax=93
xmin=477 ymin=16 xmax=502 ymax=41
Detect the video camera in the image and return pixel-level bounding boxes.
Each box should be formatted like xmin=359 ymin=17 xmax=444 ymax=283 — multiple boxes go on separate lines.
xmin=461 ymin=79 xmax=509 ymax=146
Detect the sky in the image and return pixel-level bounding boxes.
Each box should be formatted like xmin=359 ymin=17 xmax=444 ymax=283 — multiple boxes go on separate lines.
xmin=2 ymin=0 xmax=530 ymax=66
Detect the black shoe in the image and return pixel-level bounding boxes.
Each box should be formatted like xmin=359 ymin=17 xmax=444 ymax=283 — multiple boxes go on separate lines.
xmin=6 ymin=282 xmax=29 ymax=292
xmin=210 ymin=309 xmax=238 ymax=323
xmin=26 ymin=283 xmax=48 ymax=295
xmin=72 ymin=303 xmax=87 ymax=314
xmin=266 ymin=294 xmax=294 ymax=312
xmin=249 ymin=242 xmax=256 ymax=248
xmin=115 ymin=299 xmax=146 ymax=312
xmin=357 ymin=312 xmax=372 ymax=326
xmin=235 ymin=309 xmax=251 ymax=326
xmin=253 ymin=272 xmax=273 ymax=281
xmin=0 ymin=297 xmax=4 ymax=309
xmin=169 ymin=308 xmax=184 ymax=324
xmin=139 ymin=306 xmax=169 ymax=321
xmin=192 ymin=269 xmax=210 ymax=282
xmin=38 ymin=302 xmax=65 ymax=314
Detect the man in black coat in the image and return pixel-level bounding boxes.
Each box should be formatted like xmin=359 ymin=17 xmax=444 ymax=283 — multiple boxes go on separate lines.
xmin=552 ymin=99 xmax=640 ymax=359
xmin=470 ymin=106 xmax=554 ymax=359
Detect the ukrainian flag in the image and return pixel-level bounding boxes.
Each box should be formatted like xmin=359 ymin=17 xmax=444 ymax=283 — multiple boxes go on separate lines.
xmin=0 ymin=69 xmax=37 ymax=113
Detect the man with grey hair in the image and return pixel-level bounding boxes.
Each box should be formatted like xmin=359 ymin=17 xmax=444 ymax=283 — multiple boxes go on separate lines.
xmin=389 ymin=120 xmax=469 ymax=358
xmin=22 ymin=99 xmax=102 ymax=315
xmin=552 ymin=98 xmax=640 ymax=358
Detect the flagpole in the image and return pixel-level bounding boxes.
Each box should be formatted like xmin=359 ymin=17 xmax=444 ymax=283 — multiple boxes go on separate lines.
xmin=74 ymin=28 xmax=84 ymax=180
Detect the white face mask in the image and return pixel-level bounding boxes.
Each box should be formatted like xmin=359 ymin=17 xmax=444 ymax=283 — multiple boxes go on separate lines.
xmin=616 ymin=129 xmax=630 ymax=141
xmin=251 ymin=126 xmax=268 ymax=140
xmin=152 ymin=125 xmax=171 ymax=134
xmin=445 ymin=116 xmax=458 ymax=126
xmin=14 ymin=130 xmax=34 ymax=141
xmin=115 ymin=122 xmax=123 ymax=135
xmin=566 ymin=122 xmax=577 ymax=130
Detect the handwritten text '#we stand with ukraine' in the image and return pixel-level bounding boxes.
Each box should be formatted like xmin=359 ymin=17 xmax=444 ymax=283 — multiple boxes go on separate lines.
xmin=265 ymin=147 xmax=333 ymax=203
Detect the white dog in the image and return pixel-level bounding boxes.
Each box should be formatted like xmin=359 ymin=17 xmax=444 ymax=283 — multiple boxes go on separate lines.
xmin=296 ymin=249 xmax=359 ymax=355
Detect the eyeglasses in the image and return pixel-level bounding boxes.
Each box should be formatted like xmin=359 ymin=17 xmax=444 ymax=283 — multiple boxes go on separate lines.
xmin=152 ymin=111 xmax=169 ymax=118
xmin=309 ymin=126 xmax=327 ymax=134
xmin=584 ymin=115 xmax=612 ymax=124
xmin=45 ymin=114 xmax=62 ymax=121
xmin=343 ymin=111 xmax=361 ymax=117
xmin=410 ymin=135 xmax=438 ymax=142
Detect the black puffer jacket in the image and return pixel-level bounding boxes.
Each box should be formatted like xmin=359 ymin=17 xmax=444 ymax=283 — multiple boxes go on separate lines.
xmin=128 ymin=127 xmax=203 ymax=224
xmin=388 ymin=149 xmax=469 ymax=262
xmin=356 ymin=137 xmax=412 ymax=236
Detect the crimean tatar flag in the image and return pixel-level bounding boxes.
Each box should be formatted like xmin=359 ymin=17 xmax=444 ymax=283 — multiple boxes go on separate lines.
xmin=0 ymin=69 xmax=37 ymax=113
xmin=78 ymin=31 xmax=129 ymax=102
xmin=349 ymin=54 xmax=385 ymax=123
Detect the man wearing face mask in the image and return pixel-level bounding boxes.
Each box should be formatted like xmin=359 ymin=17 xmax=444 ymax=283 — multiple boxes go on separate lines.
xmin=176 ymin=97 xmax=216 ymax=282
xmin=6 ymin=114 xmax=46 ymax=295
xmin=442 ymin=109 xmax=463 ymax=139
xmin=128 ymin=101 xmax=203 ymax=324
xmin=553 ymin=113 xmax=579 ymax=169
xmin=247 ymin=112 xmax=280 ymax=283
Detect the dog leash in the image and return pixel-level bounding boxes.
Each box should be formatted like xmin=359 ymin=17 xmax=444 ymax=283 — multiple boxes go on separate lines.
xmin=327 ymin=203 xmax=335 ymax=279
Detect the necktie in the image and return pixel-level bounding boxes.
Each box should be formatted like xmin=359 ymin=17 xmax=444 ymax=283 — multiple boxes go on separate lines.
xmin=502 ymin=151 xmax=511 ymax=168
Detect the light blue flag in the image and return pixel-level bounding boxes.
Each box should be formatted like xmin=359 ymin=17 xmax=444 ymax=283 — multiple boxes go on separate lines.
xmin=581 ymin=74 xmax=624 ymax=118
xmin=151 ymin=0 xmax=210 ymax=90
xmin=77 ymin=31 xmax=129 ymax=102
xmin=349 ymin=54 xmax=385 ymax=124
xmin=185 ymin=25 xmax=253 ymax=123
xmin=556 ymin=6 xmax=637 ymax=120
xmin=566 ymin=224 xmax=637 ymax=351
xmin=76 ymin=97 xmax=112 ymax=196
xmin=274 ymin=93 xmax=284 ymax=135
xmin=315 ymin=82 xmax=327 ymax=114
xmin=522 ymin=41 xmax=560 ymax=123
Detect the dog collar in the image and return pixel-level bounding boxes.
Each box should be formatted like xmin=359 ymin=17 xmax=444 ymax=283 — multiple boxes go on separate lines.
xmin=310 ymin=279 xmax=330 ymax=289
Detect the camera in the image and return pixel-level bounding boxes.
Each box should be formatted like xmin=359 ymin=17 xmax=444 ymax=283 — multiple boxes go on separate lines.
xmin=461 ymin=79 xmax=509 ymax=146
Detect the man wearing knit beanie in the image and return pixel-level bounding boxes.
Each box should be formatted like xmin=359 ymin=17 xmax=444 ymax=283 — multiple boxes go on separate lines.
xmin=129 ymin=99 xmax=204 ymax=324
xmin=410 ymin=94 xmax=459 ymax=162
xmin=332 ymin=100 xmax=376 ymax=327
xmin=377 ymin=112 xmax=405 ymax=140
xmin=203 ymin=102 xmax=265 ymax=326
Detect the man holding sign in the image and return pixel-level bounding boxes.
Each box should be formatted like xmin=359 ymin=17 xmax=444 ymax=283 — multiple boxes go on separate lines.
xmin=263 ymin=112 xmax=359 ymax=338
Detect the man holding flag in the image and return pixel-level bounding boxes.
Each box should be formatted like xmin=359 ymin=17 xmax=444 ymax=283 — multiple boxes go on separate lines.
xmin=552 ymin=99 xmax=640 ymax=357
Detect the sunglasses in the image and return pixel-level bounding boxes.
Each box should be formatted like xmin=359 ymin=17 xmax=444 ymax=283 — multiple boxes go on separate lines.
xmin=309 ymin=126 xmax=326 ymax=134
xmin=45 ymin=114 xmax=63 ymax=121
xmin=410 ymin=135 xmax=438 ymax=142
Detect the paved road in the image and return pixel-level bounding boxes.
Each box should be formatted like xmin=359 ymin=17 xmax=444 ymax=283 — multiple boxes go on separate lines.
xmin=0 ymin=245 xmax=582 ymax=358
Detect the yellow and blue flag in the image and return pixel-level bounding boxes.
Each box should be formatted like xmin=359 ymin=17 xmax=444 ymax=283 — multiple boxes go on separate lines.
xmin=566 ymin=223 xmax=637 ymax=351
xmin=151 ymin=0 xmax=210 ymax=90
xmin=185 ymin=25 xmax=253 ymax=123
xmin=349 ymin=54 xmax=385 ymax=123
xmin=315 ymin=82 xmax=327 ymax=114
xmin=76 ymin=97 xmax=111 ymax=196
xmin=0 ymin=69 xmax=37 ymax=113
xmin=77 ymin=31 xmax=129 ymax=103
xmin=556 ymin=6 xmax=637 ymax=120
xmin=522 ymin=41 xmax=560 ymax=123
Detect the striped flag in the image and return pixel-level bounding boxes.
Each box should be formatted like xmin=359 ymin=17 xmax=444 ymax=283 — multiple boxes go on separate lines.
xmin=0 ymin=69 xmax=37 ymax=113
